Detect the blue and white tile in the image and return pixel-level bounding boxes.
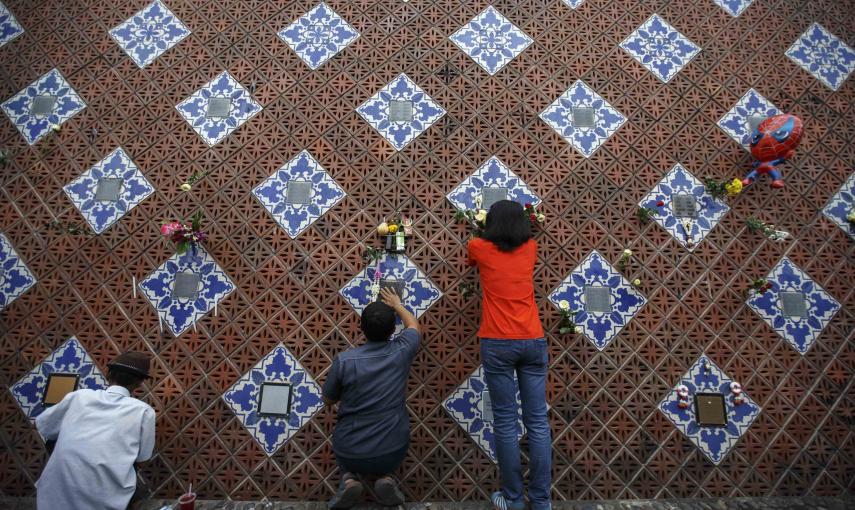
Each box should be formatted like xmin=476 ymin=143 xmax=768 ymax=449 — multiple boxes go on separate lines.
xmin=786 ymin=23 xmax=855 ymax=91
xmin=223 ymin=344 xmax=324 ymax=455
xmin=63 ymin=148 xmax=155 ymax=234
xmin=0 ymin=1 xmax=24 ymax=48
xmin=175 ymin=71 xmax=262 ymax=146
xmin=443 ymin=365 xmax=524 ymax=462
xmin=747 ymin=257 xmax=840 ymax=354
xmin=446 ymin=156 xmax=540 ymax=211
xmin=620 ymin=14 xmax=700 ymax=83
xmin=822 ymin=172 xmax=855 ymax=239
xmin=356 ymin=73 xmax=445 ymax=151
xmin=9 ymin=337 xmax=107 ymax=422
xmin=253 ymin=150 xmax=345 ymax=239
xmin=561 ymin=0 xmax=585 ymax=8
xmin=109 ymin=0 xmax=191 ymax=68
xmin=718 ymin=89 xmax=781 ymax=150
xmin=450 ymin=6 xmax=532 ymax=75
xmin=549 ymin=251 xmax=646 ymax=351
xmin=0 ymin=233 xmax=36 ymax=312
xmin=639 ymin=164 xmax=730 ymax=251
xmin=712 ymin=0 xmax=753 ymax=17
xmin=659 ymin=355 xmax=760 ymax=465
xmin=540 ymin=80 xmax=626 ymax=158
xmin=139 ymin=247 xmax=236 ymax=336
xmin=340 ymin=254 xmax=442 ymax=321
xmin=2 ymin=69 xmax=86 ymax=145
xmin=278 ymin=2 xmax=358 ymax=70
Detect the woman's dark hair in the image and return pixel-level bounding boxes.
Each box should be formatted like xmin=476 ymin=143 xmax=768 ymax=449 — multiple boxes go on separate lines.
xmin=482 ymin=200 xmax=532 ymax=252
xmin=107 ymin=367 xmax=145 ymax=389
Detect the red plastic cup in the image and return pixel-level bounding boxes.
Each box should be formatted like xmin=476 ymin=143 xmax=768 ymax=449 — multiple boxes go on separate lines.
xmin=178 ymin=493 xmax=196 ymax=510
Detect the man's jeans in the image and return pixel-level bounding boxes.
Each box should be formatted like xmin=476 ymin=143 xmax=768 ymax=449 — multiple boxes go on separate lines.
xmin=481 ymin=338 xmax=552 ymax=510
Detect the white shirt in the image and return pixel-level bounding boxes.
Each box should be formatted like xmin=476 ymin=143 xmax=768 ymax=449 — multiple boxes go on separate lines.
xmin=35 ymin=386 xmax=156 ymax=510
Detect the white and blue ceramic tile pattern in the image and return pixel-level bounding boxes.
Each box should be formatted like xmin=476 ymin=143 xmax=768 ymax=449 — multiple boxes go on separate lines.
xmin=446 ymin=156 xmax=540 ymax=211
xmin=620 ymin=14 xmax=700 ymax=83
xmin=746 ymin=257 xmax=840 ymax=355
xmin=139 ymin=247 xmax=236 ymax=336
xmin=561 ymin=0 xmax=585 ymax=8
xmin=223 ymin=345 xmax=324 ymax=455
xmin=63 ymin=148 xmax=155 ymax=234
xmin=340 ymin=254 xmax=442 ymax=320
xmin=2 ymin=69 xmax=86 ymax=145
xmin=278 ymin=2 xmax=359 ymax=70
xmin=109 ymin=0 xmax=191 ymax=68
xmin=718 ymin=89 xmax=781 ymax=150
xmin=10 ymin=337 xmax=108 ymax=422
xmin=450 ymin=6 xmax=532 ymax=76
xmin=822 ymin=172 xmax=855 ymax=239
xmin=253 ymin=150 xmax=346 ymax=239
xmin=443 ymin=365 xmax=524 ymax=463
xmin=549 ymin=251 xmax=646 ymax=351
xmin=0 ymin=1 xmax=23 ymax=48
xmin=175 ymin=71 xmax=262 ymax=146
xmin=786 ymin=23 xmax=855 ymax=91
xmin=356 ymin=73 xmax=445 ymax=151
xmin=639 ymin=164 xmax=729 ymax=251
xmin=659 ymin=355 xmax=760 ymax=465
xmin=712 ymin=0 xmax=754 ymax=17
xmin=0 ymin=233 xmax=36 ymax=312
xmin=540 ymin=80 xmax=625 ymax=158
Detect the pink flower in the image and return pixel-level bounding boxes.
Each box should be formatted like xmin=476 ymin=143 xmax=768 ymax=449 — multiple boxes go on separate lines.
xmin=161 ymin=222 xmax=181 ymax=236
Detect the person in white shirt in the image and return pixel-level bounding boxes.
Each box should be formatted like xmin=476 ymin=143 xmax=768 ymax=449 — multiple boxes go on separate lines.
xmin=35 ymin=351 xmax=156 ymax=510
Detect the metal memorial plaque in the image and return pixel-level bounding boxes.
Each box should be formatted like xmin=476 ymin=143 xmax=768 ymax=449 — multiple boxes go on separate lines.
xmin=30 ymin=95 xmax=57 ymax=116
xmin=571 ymin=107 xmax=596 ymax=128
xmin=388 ymin=100 xmax=414 ymax=122
xmin=584 ymin=285 xmax=612 ymax=313
xmin=747 ymin=115 xmax=767 ymax=133
xmin=779 ymin=291 xmax=807 ymax=318
xmin=481 ymin=390 xmax=493 ymax=422
xmin=671 ymin=193 xmax=698 ymax=218
xmin=481 ymin=186 xmax=508 ymax=210
xmin=377 ymin=278 xmax=405 ymax=302
xmin=206 ymin=97 xmax=232 ymax=119
xmin=94 ymin=178 xmax=123 ymax=201
xmin=43 ymin=373 xmax=79 ymax=406
xmin=694 ymin=392 xmax=727 ymax=426
xmin=172 ymin=272 xmax=201 ymax=300
xmin=286 ymin=180 xmax=312 ymax=205
xmin=258 ymin=382 xmax=292 ymax=417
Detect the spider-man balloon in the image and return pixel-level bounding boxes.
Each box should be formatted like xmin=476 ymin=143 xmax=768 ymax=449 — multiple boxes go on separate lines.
xmin=743 ymin=113 xmax=804 ymax=189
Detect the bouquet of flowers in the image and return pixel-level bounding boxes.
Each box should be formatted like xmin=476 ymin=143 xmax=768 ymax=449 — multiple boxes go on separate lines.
xmin=745 ymin=216 xmax=790 ymax=241
xmin=161 ymin=211 xmax=207 ymax=254
xmin=637 ymin=200 xmax=665 ymax=224
xmin=557 ymin=300 xmax=580 ymax=335
xmin=748 ymin=278 xmax=773 ymax=295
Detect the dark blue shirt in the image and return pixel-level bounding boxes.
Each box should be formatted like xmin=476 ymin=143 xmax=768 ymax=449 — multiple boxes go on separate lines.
xmin=322 ymin=328 xmax=419 ymax=458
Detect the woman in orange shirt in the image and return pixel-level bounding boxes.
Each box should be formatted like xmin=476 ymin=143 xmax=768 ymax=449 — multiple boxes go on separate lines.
xmin=467 ymin=200 xmax=551 ymax=510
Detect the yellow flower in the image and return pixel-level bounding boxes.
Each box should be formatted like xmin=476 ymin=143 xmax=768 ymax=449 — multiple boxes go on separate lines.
xmin=536 ymin=213 xmax=546 ymax=223
xmin=180 ymin=182 xmax=192 ymax=192
xmin=474 ymin=210 xmax=487 ymax=223
xmin=725 ymin=178 xmax=743 ymax=196
xmin=388 ymin=224 xmax=398 ymax=234
xmin=632 ymin=278 xmax=641 ymax=287
xmin=847 ymin=209 xmax=855 ymax=224
xmin=558 ymin=300 xmax=570 ymax=311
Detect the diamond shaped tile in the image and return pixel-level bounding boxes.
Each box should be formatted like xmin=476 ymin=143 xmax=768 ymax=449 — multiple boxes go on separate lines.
xmin=822 ymin=172 xmax=855 ymax=238
xmin=713 ymin=0 xmax=754 ymax=17
xmin=786 ymin=23 xmax=855 ymax=91
xmin=446 ymin=156 xmax=540 ymax=211
xmin=109 ymin=0 xmax=191 ymax=68
xmin=620 ymin=14 xmax=701 ymax=83
xmin=450 ymin=6 xmax=532 ymax=75
xmin=9 ymin=337 xmax=108 ymax=422
xmin=639 ymin=164 xmax=730 ymax=251
xmin=253 ymin=150 xmax=346 ymax=238
xmin=340 ymin=254 xmax=442 ymax=321
xmin=659 ymin=356 xmax=760 ymax=465
xmin=0 ymin=2 xmax=23 ymax=48
xmin=278 ymin=2 xmax=359 ymax=70
xmin=548 ymin=251 xmax=646 ymax=350
xmin=443 ymin=365 xmax=524 ymax=462
xmin=223 ymin=344 xmax=324 ymax=455
xmin=747 ymin=257 xmax=840 ymax=354
xmin=0 ymin=233 xmax=36 ymax=312
xmin=2 ymin=69 xmax=86 ymax=145
xmin=539 ymin=80 xmax=626 ymax=158
xmin=356 ymin=73 xmax=445 ymax=151
xmin=63 ymin=148 xmax=155 ymax=234
xmin=175 ymin=71 xmax=262 ymax=146
xmin=139 ymin=247 xmax=236 ymax=336
xmin=718 ymin=89 xmax=781 ymax=150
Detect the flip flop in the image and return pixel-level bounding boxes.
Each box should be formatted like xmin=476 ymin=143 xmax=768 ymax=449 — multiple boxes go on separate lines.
xmin=328 ymin=477 xmax=364 ymax=509
xmin=374 ymin=476 xmax=405 ymax=506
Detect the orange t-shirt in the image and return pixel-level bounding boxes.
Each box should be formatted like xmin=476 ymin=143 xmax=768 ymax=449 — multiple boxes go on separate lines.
xmin=467 ymin=237 xmax=544 ymax=340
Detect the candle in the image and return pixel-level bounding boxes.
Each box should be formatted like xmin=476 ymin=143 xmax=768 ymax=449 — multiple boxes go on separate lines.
xmin=157 ymin=316 xmax=162 ymax=334
xmin=132 ymin=276 xmax=136 ymax=298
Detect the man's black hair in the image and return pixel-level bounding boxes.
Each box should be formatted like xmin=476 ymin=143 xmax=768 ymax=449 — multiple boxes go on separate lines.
xmin=107 ymin=367 xmax=145 ymax=389
xmin=482 ymin=200 xmax=532 ymax=252
xmin=361 ymin=302 xmax=396 ymax=342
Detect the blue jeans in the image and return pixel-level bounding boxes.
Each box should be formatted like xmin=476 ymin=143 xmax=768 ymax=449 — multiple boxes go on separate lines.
xmin=481 ymin=338 xmax=552 ymax=510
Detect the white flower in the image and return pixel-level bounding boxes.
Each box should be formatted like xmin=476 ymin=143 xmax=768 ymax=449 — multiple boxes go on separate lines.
xmin=768 ymin=230 xmax=790 ymax=241
xmin=847 ymin=209 xmax=855 ymax=223
xmin=180 ymin=182 xmax=192 ymax=192
xmin=50 ymin=124 xmax=61 ymax=133
xmin=536 ymin=213 xmax=545 ymax=223
xmin=558 ymin=300 xmax=570 ymax=311
xmin=474 ymin=210 xmax=487 ymax=223
xmin=574 ymin=326 xmax=582 ymax=334
xmin=622 ymin=249 xmax=632 ymax=258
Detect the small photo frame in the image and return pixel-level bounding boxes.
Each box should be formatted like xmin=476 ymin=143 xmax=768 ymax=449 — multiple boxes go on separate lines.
xmin=694 ymin=392 xmax=727 ymax=426
xmin=377 ymin=278 xmax=405 ymax=302
xmin=258 ymin=382 xmax=293 ymax=417
xmin=43 ymin=373 xmax=80 ymax=407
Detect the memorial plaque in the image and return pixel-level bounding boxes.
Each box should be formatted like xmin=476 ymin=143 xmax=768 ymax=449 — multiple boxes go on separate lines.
xmin=779 ymin=291 xmax=807 ymax=318
xmin=584 ymin=285 xmax=611 ymax=313
xmin=694 ymin=392 xmax=727 ymax=426
xmin=94 ymin=178 xmax=123 ymax=202
xmin=377 ymin=278 xmax=405 ymax=302
xmin=571 ymin=107 xmax=596 ymax=128
xmin=747 ymin=115 xmax=767 ymax=133
xmin=481 ymin=390 xmax=493 ymax=423
xmin=286 ymin=180 xmax=312 ymax=205
xmin=30 ymin=95 xmax=57 ymax=116
xmin=43 ymin=373 xmax=79 ymax=406
xmin=671 ymin=193 xmax=698 ymax=218
xmin=172 ymin=272 xmax=201 ymax=300
xmin=481 ymin=186 xmax=508 ymax=210
xmin=206 ymin=97 xmax=232 ymax=119
xmin=388 ymin=100 xmax=414 ymax=122
xmin=258 ymin=382 xmax=292 ymax=417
